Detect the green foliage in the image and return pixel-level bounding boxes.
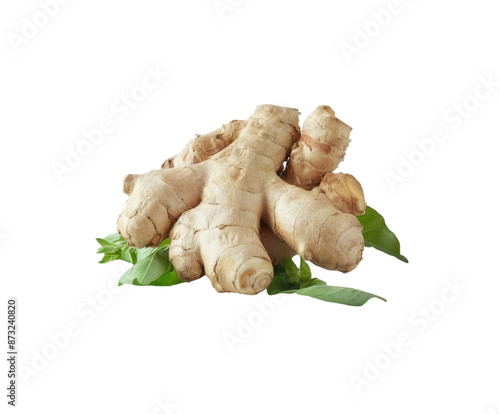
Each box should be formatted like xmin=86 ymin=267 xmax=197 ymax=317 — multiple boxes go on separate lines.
xmin=96 ymin=234 xmax=183 ymax=287
xmin=357 ymin=206 xmax=408 ymax=263
xmin=267 ymin=257 xmax=385 ymax=306
xmin=96 ymin=233 xmax=153 ymax=264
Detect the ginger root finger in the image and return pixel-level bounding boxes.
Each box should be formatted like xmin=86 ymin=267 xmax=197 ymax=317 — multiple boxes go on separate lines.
xmin=170 ymin=199 xmax=274 ymax=294
xmin=263 ymin=178 xmax=364 ymax=272
xmin=282 ymin=105 xmax=352 ymax=190
xmin=161 ymin=120 xmax=247 ymax=169
xmin=117 ymin=165 xmax=205 ymax=248
xmin=319 ymin=173 xmax=366 ymax=216
xmin=202 ymin=226 xmax=273 ymax=294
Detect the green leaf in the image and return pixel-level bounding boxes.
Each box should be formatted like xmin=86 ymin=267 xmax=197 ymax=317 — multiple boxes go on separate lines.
xmin=293 ymin=285 xmax=386 ymax=306
xmin=96 ymin=235 xmax=125 ymax=263
xmin=98 ymin=253 xmax=121 ymax=264
xmin=158 ymin=238 xmax=171 ymax=249
xmin=358 ymin=206 xmax=408 ymax=263
xmin=133 ymin=249 xmax=170 ymax=285
xmin=118 ymin=245 xmax=176 ymax=286
xmin=96 ymin=233 xmax=167 ymax=265
xmin=98 ymin=233 xmax=181 ymax=288
xmin=269 ymin=258 xmax=384 ymax=306
xmin=121 ymin=245 xmax=156 ymax=265
xmin=149 ymin=270 xmax=184 ymax=286
xmin=267 ymin=263 xmax=300 ymax=295
xmin=118 ymin=266 xmax=137 ymax=286
xmin=96 ymin=245 xmax=120 ymax=254
xmin=267 ymin=261 xmax=325 ymax=294
xmin=103 ymin=233 xmax=127 ymax=245
xmin=96 ymin=238 xmax=118 ymax=248
xmin=120 ymin=246 xmax=137 ymax=264
xmin=299 ymin=258 xmax=312 ymax=283
xmin=300 ymin=277 xmax=326 ymax=289
xmin=280 ymin=257 xmax=300 ymax=284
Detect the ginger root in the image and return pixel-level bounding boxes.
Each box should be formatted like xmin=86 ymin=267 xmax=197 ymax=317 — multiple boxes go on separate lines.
xmin=117 ymin=105 xmax=366 ymax=295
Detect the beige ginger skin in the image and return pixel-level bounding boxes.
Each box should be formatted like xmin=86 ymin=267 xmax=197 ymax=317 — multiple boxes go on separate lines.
xmin=117 ymin=105 xmax=366 ymax=295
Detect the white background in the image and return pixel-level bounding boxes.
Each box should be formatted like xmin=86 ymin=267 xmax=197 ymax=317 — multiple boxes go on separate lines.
xmin=1 ymin=0 xmax=499 ymax=413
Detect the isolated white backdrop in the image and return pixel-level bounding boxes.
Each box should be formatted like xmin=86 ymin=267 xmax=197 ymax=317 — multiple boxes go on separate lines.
xmin=1 ymin=0 xmax=499 ymax=413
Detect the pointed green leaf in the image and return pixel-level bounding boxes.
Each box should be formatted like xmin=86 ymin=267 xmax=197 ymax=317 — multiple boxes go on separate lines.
xmin=96 ymin=238 xmax=118 ymax=248
xmin=267 ymin=263 xmax=300 ymax=295
xmin=98 ymin=233 xmax=178 ymax=287
xmin=293 ymin=285 xmax=386 ymax=306
xmin=118 ymin=266 xmax=136 ymax=286
xmin=299 ymin=277 xmax=326 ymax=289
xmin=149 ymin=270 xmax=184 ymax=286
xmin=97 ymin=234 xmax=170 ymax=265
xmin=281 ymin=257 xmax=300 ymax=284
xmin=97 ymin=245 xmax=120 ymax=254
xmin=358 ymin=206 xmax=408 ymax=263
xmin=269 ymin=258 xmax=384 ymax=305
xmin=120 ymin=246 xmax=137 ymax=264
xmin=103 ymin=233 xmax=126 ymax=245
xmin=158 ymin=238 xmax=171 ymax=249
xmin=98 ymin=253 xmax=121 ymax=264
xmin=133 ymin=249 xmax=171 ymax=285
xmin=118 ymin=246 xmax=174 ymax=286
xmin=299 ymin=258 xmax=312 ymax=283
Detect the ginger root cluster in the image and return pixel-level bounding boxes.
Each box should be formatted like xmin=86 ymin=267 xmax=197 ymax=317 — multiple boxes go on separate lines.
xmin=117 ymin=105 xmax=366 ymax=294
